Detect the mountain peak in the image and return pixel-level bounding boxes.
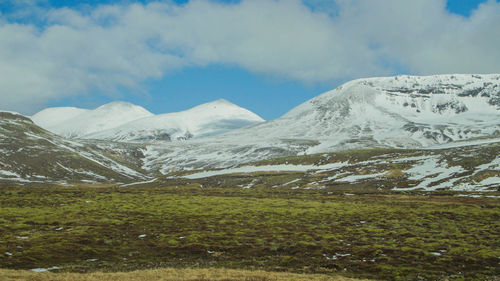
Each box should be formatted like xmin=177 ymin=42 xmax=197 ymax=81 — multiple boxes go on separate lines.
xmin=32 ymin=99 xmax=264 ymax=142
xmin=237 ymin=73 xmax=500 ymax=148
xmin=96 ymin=101 xmax=139 ymax=110
xmin=195 ymin=99 xmax=242 ymax=109
xmin=32 ymin=101 xmax=153 ymax=138
xmin=31 ymin=107 xmax=90 ymax=129
xmin=186 ymin=99 xmax=264 ymax=122
xmin=207 ymin=98 xmax=236 ymax=106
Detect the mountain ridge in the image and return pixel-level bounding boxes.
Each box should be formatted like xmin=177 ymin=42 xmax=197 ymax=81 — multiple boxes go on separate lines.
xmin=126 ymin=73 xmax=500 ymax=171
xmin=32 ymin=101 xmax=154 ymax=138
xmin=32 ymin=99 xmax=265 ymax=142
xmin=3 ymin=74 xmax=499 ymax=191
xmin=85 ymin=98 xmax=264 ymax=142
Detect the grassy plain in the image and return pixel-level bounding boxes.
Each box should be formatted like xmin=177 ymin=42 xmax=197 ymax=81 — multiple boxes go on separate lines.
xmin=0 ymin=267 xmax=365 ymax=281
xmin=0 ymin=186 xmax=499 ymax=280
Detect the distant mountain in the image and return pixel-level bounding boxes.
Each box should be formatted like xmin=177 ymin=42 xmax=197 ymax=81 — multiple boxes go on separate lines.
xmin=2 ymin=72 xmax=500 ymax=193
xmin=32 ymin=99 xmax=264 ymax=142
xmin=130 ymin=74 xmax=500 ymax=171
xmin=85 ymin=99 xmax=264 ymax=142
xmin=0 ymin=111 xmax=147 ymax=185
xmin=31 ymin=107 xmax=89 ymax=128
xmin=32 ymin=101 xmax=154 ymax=139
xmin=231 ymin=74 xmax=500 ymax=149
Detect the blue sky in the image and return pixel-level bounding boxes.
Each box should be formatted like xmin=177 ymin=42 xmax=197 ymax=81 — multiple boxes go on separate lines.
xmin=0 ymin=0 xmax=499 ymax=119
xmin=446 ymin=0 xmax=491 ymax=16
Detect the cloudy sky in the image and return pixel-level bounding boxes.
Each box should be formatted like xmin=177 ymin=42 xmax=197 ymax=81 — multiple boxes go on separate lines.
xmin=0 ymin=0 xmax=499 ymax=119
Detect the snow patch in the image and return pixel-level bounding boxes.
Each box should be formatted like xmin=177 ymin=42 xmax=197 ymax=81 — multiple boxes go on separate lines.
xmin=184 ymin=162 xmax=348 ymax=179
xmin=31 ymin=266 xmax=60 ymax=272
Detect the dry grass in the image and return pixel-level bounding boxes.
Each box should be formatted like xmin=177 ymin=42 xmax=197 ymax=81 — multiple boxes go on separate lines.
xmin=0 ymin=268 xmax=366 ymax=281
xmin=383 ymin=169 xmax=403 ymax=178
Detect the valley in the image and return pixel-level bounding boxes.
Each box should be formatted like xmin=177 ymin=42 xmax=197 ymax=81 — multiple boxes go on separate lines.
xmin=1 ymin=74 xmax=499 ymax=280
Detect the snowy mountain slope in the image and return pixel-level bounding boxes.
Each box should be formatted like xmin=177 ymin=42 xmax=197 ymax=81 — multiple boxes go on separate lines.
xmin=31 ymin=107 xmax=89 ymax=129
xmin=230 ymin=74 xmax=500 ymax=147
xmin=2 ymin=109 xmax=498 ymax=191
xmin=0 ymin=112 xmax=148 ymax=185
xmin=10 ymin=74 xmax=500 ymax=183
xmin=85 ymin=99 xmax=264 ymax=142
xmin=33 ymin=101 xmax=154 ymax=138
xmin=124 ymin=74 xmax=500 ymax=172
xmin=176 ymin=141 xmax=500 ymax=192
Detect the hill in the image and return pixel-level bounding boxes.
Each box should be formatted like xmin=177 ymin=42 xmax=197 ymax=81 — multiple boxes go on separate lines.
xmin=0 ymin=111 xmax=147 ymax=185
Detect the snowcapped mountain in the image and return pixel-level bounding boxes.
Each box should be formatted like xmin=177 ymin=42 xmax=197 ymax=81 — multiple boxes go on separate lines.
xmin=0 ymin=111 xmax=148 ymax=184
xmin=32 ymin=101 xmax=154 ymax=138
xmin=32 ymin=99 xmax=264 ymax=142
xmin=85 ymin=99 xmax=264 ymax=142
xmin=31 ymin=107 xmax=90 ymax=128
xmin=129 ymin=74 xmax=500 ymax=171
xmin=231 ymin=74 xmax=500 ymax=148
xmin=2 ymin=73 xmax=500 ymax=191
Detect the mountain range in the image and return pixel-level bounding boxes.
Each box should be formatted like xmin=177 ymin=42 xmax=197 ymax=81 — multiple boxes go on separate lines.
xmin=116 ymin=74 xmax=500 ymax=171
xmin=1 ymin=74 xmax=499 ymax=190
xmin=32 ymin=99 xmax=264 ymax=142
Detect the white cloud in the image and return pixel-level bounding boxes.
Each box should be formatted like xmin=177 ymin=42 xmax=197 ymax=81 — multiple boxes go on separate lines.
xmin=0 ymin=0 xmax=499 ymax=113
xmin=334 ymin=0 xmax=500 ymax=75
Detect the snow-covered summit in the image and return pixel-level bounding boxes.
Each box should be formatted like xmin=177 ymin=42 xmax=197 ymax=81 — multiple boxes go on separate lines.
xmin=140 ymin=74 xmax=500 ymax=171
xmin=32 ymin=99 xmax=264 ymax=142
xmin=286 ymin=74 xmax=500 ymax=119
xmin=232 ymin=74 xmax=500 ymax=147
xmin=32 ymin=107 xmax=90 ymax=129
xmin=177 ymin=98 xmax=263 ymax=126
xmin=85 ymin=99 xmax=265 ymax=142
xmin=32 ymin=101 xmax=153 ymax=138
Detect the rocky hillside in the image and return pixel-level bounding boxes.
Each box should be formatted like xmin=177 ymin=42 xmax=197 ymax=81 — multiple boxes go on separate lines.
xmin=0 ymin=112 xmax=148 ymax=185
xmin=172 ymin=141 xmax=500 ymax=193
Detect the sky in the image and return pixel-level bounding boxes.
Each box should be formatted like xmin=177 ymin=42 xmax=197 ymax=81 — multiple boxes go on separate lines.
xmin=0 ymin=0 xmax=499 ymax=120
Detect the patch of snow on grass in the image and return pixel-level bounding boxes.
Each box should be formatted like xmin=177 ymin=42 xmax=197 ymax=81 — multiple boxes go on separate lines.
xmin=121 ymin=178 xmax=157 ymax=187
xmin=184 ymin=162 xmax=348 ymax=179
xmin=30 ymin=266 xmax=60 ymax=272
xmin=479 ymin=177 xmax=500 ymax=186
xmin=456 ymin=194 xmax=482 ymax=198
xmin=476 ymin=157 xmax=500 ymax=171
xmin=336 ymin=172 xmax=386 ymax=183
xmin=281 ymin=178 xmax=301 ymax=186
xmin=394 ymin=156 xmax=465 ymax=191
xmin=0 ymin=170 xmax=20 ymax=177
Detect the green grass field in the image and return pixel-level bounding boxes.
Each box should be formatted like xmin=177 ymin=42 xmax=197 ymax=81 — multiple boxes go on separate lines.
xmin=0 ymin=186 xmax=499 ymax=280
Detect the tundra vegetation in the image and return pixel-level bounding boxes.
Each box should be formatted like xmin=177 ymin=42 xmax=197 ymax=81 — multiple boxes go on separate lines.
xmin=0 ymin=182 xmax=498 ymax=280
